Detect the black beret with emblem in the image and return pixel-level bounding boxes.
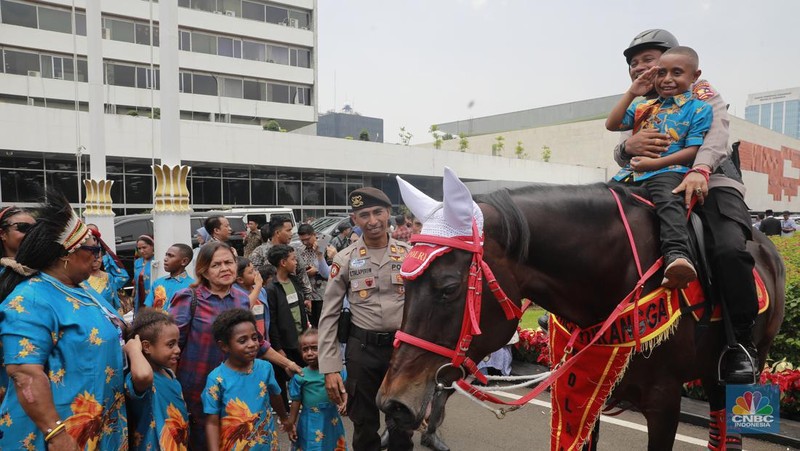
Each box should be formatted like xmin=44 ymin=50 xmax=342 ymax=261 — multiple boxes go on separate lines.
xmin=349 ymin=187 xmax=392 ymax=211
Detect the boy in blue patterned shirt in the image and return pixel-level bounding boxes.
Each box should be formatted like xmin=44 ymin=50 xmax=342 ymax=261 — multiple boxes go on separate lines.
xmin=146 ymin=243 xmax=194 ymax=310
xmin=606 ymin=46 xmax=712 ymax=289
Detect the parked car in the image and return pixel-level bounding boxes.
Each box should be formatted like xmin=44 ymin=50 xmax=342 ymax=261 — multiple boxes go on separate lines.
xmin=113 ymin=208 xmax=296 ymax=277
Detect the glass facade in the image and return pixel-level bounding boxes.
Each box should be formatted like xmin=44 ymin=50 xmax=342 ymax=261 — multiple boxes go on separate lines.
xmin=746 ymin=99 xmax=800 ymax=140
xmin=0 ymin=0 xmax=86 ymax=36
xmin=0 ymin=152 xmax=451 ymax=221
xmin=1 ymin=47 xmax=88 ymax=81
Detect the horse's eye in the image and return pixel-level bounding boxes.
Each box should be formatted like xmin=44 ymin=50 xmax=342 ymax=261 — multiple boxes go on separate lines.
xmin=441 ymin=284 xmax=459 ymax=298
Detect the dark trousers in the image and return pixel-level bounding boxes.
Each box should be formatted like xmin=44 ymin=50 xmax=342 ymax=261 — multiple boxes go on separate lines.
xmin=695 ymin=187 xmax=758 ymax=328
xmin=272 ymin=348 xmax=304 ymax=411
xmin=345 ymin=335 xmax=413 ymax=451
xmin=639 ymin=171 xmax=692 ymax=260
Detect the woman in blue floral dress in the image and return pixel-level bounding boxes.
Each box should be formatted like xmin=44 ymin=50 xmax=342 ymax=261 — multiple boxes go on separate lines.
xmin=134 ymin=235 xmax=155 ymax=314
xmin=0 ymin=193 xmax=128 ymax=450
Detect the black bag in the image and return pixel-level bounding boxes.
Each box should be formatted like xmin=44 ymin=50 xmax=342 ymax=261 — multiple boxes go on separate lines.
xmin=337 ymin=307 xmax=352 ymax=343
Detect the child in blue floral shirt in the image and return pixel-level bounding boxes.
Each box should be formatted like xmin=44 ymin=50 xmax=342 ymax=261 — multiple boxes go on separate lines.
xmin=202 ymin=308 xmax=290 ymax=451
xmin=606 ymin=46 xmax=712 ymax=289
xmin=124 ymin=308 xmax=190 ymax=450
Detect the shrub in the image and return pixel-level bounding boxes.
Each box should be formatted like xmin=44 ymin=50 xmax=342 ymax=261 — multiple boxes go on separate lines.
xmin=512 ymin=327 xmax=550 ymax=366
xmin=767 ymin=235 xmax=800 ymax=363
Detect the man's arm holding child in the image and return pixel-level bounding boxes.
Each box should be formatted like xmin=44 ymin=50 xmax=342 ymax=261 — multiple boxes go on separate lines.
xmin=630 ymin=146 xmax=698 ymax=173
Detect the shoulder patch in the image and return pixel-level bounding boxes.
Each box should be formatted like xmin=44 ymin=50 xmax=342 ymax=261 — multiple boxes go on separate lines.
xmin=330 ymin=263 xmax=340 ymax=278
xmin=692 ymin=80 xmax=717 ymax=101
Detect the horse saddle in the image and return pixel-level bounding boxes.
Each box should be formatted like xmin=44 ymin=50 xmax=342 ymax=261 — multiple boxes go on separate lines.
xmin=680 ymin=212 xmax=769 ymax=323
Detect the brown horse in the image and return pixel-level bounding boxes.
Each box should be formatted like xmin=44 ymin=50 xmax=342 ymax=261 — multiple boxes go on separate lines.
xmin=378 ymin=175 xmax=785 ymax=450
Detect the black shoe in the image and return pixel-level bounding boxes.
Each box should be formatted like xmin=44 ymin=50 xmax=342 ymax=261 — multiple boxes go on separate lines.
xmin=380 ymin=428 xmax=389 ymax=450
xmin=421 ymin=431 xmax=450 ymax=451
xmin=537 ymin=313 xmax=550 ymax=332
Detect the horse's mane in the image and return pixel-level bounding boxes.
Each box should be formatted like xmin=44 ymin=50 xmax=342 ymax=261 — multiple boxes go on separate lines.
xmin=477 ymin=183 xmax=631 ymax=263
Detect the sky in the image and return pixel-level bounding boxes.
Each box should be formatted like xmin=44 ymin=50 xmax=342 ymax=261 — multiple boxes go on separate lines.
xmin=316 ymin=0 xmax=800 ymax=144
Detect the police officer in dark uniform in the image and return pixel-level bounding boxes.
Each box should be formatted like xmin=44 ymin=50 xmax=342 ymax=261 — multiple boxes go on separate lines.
xmin=317 ymin=187 xmax=414 ymax=451
xmin=614 ymin=29 xmax=759 ymax=383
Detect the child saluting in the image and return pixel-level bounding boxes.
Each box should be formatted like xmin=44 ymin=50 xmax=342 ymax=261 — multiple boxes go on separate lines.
xmin=202 ymin=308 xmax=290 ymax=451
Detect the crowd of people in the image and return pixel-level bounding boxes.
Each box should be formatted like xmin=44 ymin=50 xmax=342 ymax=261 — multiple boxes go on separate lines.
xmin=0 ymin=184 xmax=429 ymax=451
xmin=753 ymin=209 xmax=798 ymax=237
xmin=0 ymin=27 xmax=774 ymax=451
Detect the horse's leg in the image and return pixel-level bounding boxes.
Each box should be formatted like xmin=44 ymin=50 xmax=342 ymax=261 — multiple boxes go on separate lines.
xmin=579 ymin=422 xmax=600 ymax=451
xmin=703 ymin=379 xmax=743 ymax=451
xmin=640 ymin=379 xmax=682 ymax=451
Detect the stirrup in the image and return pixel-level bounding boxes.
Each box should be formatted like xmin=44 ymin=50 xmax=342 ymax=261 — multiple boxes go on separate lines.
xmin=717 ymin=343 xmax=757 ymax=385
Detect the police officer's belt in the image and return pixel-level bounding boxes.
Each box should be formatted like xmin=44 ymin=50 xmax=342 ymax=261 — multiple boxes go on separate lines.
xmin=350 ymin=324 xmax=396 ymax=347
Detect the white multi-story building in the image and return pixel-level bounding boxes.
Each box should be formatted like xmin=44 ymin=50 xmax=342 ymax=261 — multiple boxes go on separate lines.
xmin=744 ymin=88 xmax=800 ymax=140
xmin=0 ymin=0 xmax=608 ymax=221
xmin=0 ymin=0 xmax=316 ymax=128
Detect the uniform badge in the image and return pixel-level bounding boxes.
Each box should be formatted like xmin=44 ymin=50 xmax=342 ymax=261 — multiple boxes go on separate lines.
xmin=390 ymin=245 xmax=397 ymax=253
xmin=398 ymin=247 xmax=406 ymax=254
xmin=693 ymin=80 xmax=716 ymax=101
xmin=390 ymin=255 xmax=402 ymax=261
xmin=395 ymin=274 xmax=403 ymax=283
xmin=397 ymin=286 xmax=405 ymax=294
xmin=351 ymin=195 xmax=364 ymax=208
xmin=351 ymin=258 xmax=367 ymax=269
xmin=365 ymin=278 xmax=374 ymax=287
xmin=251 ymin=304 xmax=265 ymax=315
xmin=330 ymin=263 xmax=340 ymax=278
xmin=359 ymin=248 xmax=367 ymax=257
xmin=359 ymin=289 xmax=368 ymax=298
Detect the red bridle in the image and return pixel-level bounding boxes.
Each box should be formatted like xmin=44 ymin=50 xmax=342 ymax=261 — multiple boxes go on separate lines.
xmin=393 ymin=222 xmax=523 ymax=384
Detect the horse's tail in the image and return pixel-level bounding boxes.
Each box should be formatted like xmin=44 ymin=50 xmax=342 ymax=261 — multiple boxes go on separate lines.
xmin=476 ymin=189 xmax=530 ymax=263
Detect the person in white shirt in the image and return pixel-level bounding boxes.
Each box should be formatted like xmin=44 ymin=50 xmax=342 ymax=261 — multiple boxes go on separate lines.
xmin=781 ymin=211 xmax=797 ymax=237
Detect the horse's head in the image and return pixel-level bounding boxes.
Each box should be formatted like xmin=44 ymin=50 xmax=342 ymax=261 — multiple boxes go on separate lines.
xmin=378 ymin=168 xmax=520 ymax=430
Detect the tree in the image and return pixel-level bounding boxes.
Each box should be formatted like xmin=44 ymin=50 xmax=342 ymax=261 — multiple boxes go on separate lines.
xmin=491 ymin=135 xmax=505 ymax=156
xmin=458 ymin=133 xmax=469 ymax=152
xmin=399 ymin=127 xmax=413 ymax=146
xmin=442 ymin=133 xmax=455 ymax=140
xmin=541 ymin=145 xmax=552 ymax=162
xmin=429 ymin=125 xmax=443 ymax=150
xmin=515 ymin=141 xmax=527 ymax=159
xmin=263 ymin=119 xmax=281 ymax=131
xmin=359 ymin=129 xmax=370 ymax=141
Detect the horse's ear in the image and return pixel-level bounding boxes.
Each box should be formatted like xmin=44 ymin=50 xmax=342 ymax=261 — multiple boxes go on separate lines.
xmin=442 ymin=167 xmax=474 ymax=231
xmin=397 ymin=175 xmax=440 ymax=220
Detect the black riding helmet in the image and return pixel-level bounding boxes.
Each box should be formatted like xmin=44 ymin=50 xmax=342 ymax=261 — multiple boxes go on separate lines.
xmin=623 ymin=29 xmax=679 ymax=64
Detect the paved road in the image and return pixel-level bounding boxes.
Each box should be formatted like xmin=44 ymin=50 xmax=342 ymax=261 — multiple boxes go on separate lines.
xmin=276 ymin=387 xmax=790 ymax=450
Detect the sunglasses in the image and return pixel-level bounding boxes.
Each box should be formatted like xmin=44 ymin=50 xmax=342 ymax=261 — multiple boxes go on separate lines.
xmin=77 ymin=245 xmax=102 ymax=257
xmin=5 ymin=222 xmax=33 ymax=233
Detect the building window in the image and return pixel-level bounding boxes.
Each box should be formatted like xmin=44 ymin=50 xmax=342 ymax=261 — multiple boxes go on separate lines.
xmin=243 ymin=40 xmax=266 ymax=61
xmin=222 ymin=77 xmax=243 ymax=98
xmin=277 ymin=181 xmax=301 ymax=205
xmin=217 ymin=36 xmax=241 ymax=58
xmin=135 ymin=23 xmax=159 ymax=46
xmin=179 ymin=30 xmax=191 ymax=51
xmin=136 ymin=67 xmax=160 ymax=89
xmin=268 ymin=83 xmax=289 ymax=103
xmin=265 ymin=5 xmax=287 ymax=24
xmin=223 ymin=179 xmax=249 ymax=205
xmin=241 ymin=0 xmax=265 ymax=21
xmin=1 ymin=0 xmax=37 ymax=28
xmin=192 ymin=73 xmax=217 ymax=96
xmin=105 ymin=18 xmax=135 ymax=43
xmin=191 ymin=31 xmax=217 ymax=55
xmin=243 ymin=80 xmax=265 ymax=101
xmin=46 ymin=171 xmax=80 ymax=203
xmin=267 ymin=45 xmax=288 ymax=65
xmin=38 ymin=6 xmax=72 ymax=33
xmin=3 ymin=49 xmax=39 ymax=75
xmin=125 ymin=174 xmax=153 ymax=204
xmin=0 ymin=170 xmax=44 ymax=202
xmin=191 ymin=0 xmax=216 ymax=13
xmin=180 ymin=72 xmax=193 ymax=93
xmin=106 ymin=63 xmax=136 ymax=87
xmin=218 ymin=0 xmax=241 ymax=16
xmin=251 ymin=179 xmax=276 ymax=205
xmin=192 ymin=178 xmax=222 ymax=205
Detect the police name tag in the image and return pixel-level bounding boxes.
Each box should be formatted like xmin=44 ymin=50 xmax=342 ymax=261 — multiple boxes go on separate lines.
xmin=351 ymin=277 xmax=375 ymax=291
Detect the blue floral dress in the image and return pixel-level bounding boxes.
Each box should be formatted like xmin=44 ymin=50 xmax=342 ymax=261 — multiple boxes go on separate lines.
xmin=201 ymin=359 xmax=281 ymax=450
xmin=134 ymin=257 xmax=153 ymax=314
xmin=0 ymin=272 xmax=127 ymax=450
xmin=125 ymin=368 xmax=189 ymax=450
xmin=288 ymin=367 xmax=347 ymax=451
xmin=82 ymin=254 xmax=129 ymax=312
